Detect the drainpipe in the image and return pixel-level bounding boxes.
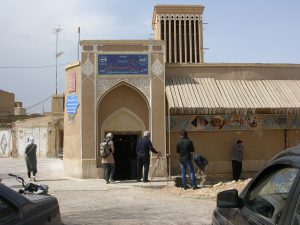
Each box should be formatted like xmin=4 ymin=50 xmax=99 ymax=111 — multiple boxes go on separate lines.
xmin=168 ymin=107 xmax=171 ymax=179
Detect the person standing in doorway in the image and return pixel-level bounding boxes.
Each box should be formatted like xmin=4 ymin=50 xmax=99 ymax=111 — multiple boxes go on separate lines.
xmin=136 ymin=131 xmax=160 ymax=182
xmin=25 ymin=137 xmax=37 ymax=181
xmin=232 ymin=140 xmax=244 ymax=181
xmin=101 ymin=133 xmax=115 ymax=184
xmin=176 ymin=130 xmax=198 ymax=190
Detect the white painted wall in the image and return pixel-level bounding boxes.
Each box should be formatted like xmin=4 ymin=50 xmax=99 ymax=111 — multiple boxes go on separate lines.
xmin=16 ymin=127 xmax=48 ymax=157
xmin=0 ymin=129 xmax=12 ymax=157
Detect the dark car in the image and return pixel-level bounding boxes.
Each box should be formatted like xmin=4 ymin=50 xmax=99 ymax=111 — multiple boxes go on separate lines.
xmin=0 ymin=183 xmax=63 ymax=225
xmin=212 ymin=145 xmax=300 ymax=225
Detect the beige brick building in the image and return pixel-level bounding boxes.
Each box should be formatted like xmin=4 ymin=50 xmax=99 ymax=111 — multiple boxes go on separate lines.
xmin=64 ymin=5 xmax=300 ymax=180
xmin=0 ymin=90 xmax=15 ymax=115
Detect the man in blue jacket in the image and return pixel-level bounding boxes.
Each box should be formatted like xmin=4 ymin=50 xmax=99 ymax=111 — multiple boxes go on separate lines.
xmin=136 ymin=131 xmax=160 ymax=182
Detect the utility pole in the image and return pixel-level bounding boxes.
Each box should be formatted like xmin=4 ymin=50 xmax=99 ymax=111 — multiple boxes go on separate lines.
xmin=78 ymin=26 xmax=80 ymax=61
xmin=54 ymin=25 xmax=64 ymax=95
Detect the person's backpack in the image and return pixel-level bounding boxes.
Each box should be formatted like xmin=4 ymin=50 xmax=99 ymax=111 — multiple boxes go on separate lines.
xmin=99 ymin=141 xmax=111 ymax=158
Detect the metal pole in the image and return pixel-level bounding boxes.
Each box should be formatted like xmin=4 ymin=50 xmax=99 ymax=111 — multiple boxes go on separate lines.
xmin=78 ymin=26 xmax=80 ymax=61
xmin=54 ymin=24 xmax=63 ymax=95
xmin=55 ymin=29 xmax=58 ymax=95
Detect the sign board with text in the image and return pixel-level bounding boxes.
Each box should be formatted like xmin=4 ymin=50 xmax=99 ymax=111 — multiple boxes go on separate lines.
xmin=66 ymin=94 xmax=79 ymax=115
xmin=98 ymin=54 xmax=148 ymax=75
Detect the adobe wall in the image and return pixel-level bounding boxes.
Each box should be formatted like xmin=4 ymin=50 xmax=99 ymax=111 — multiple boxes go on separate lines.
xmin=0 ymin=128 xmax=12 ymax=157
xmin=168 ymin=129 xmax=300 ymax=181
xmin=0 ymin=90 xmax=15 ymax=115
xmin=63 ymin=63 xmax=84 ymax=178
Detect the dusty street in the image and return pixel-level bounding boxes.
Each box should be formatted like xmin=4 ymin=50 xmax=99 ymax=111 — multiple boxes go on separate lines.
xmin=53 ymin=186 xmax=214 ymax=225
xmin=1 ymin=157 xmax=216 ymax=225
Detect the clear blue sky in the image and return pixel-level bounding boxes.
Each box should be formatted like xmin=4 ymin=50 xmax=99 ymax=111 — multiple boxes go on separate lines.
xmin=0 ymin=0 xmax=299 ymax=113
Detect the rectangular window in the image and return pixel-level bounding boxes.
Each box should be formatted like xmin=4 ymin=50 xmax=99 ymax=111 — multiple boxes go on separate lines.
xmin=161 ymin=20 xmax=164 ymax=41
xmin=181 ymin=20 xmax=185 ymax=62
xmin=176 ymin=20 xmax=180 ymax=63
xmin=171 ymin=20 xmax=174 ymax=63
xmin=166 ymin=20 xmax=169 ymax=63
xmin=191 ymin=20 xmax=195 ymax=63
xmin=196 ymin=20 xmax=200 ymax=63
xmin=186 ymin=20 xmax=190 ymax=63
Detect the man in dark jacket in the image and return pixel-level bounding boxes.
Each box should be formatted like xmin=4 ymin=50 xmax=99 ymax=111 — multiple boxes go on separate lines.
xmin=176 ymin=130 xmax=198 ymax=189
xmin=232 ymin=140 xmax=244 ymax=181
xmin=136 ymin=131 xmax=160 ymax=182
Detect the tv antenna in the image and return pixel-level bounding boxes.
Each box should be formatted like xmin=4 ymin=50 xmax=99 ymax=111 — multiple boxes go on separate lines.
xmin=54 ymin=24 xmax=64 ymax=95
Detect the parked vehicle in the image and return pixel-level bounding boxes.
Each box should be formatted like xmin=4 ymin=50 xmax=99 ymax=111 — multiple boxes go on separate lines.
xmin=212 ymin=145 xmax=300 ymax=225
xmin=0 ymin=173 xmax=63 ymax=225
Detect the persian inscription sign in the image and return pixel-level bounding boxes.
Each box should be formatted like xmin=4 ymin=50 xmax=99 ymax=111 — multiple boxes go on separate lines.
xmin=98 ymin=54 xmax=148 ymax=75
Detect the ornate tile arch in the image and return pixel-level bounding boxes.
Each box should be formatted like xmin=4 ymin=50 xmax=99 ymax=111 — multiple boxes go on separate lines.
xmin=96 ymin=77 xmax=150 ymax=104
xmin=100 ymin=108 xmax=145 ymax=140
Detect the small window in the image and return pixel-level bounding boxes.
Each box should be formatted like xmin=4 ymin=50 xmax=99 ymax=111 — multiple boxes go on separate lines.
xmin=0 ymin=197 xmax=16 ymax=220
xmin=245 ymin=167 xmax=298 ymax=224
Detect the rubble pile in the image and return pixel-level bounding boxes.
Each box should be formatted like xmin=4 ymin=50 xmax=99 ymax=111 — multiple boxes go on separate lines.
xmin=161 ymin=179 xmax=251 ymax=199
xmin=194 ymin=179 xmax=251 ymax=198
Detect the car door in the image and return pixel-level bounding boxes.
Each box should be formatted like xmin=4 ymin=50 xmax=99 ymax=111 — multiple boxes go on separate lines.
xmin=227 ymin=165 xmax=299 ymax=225
xmin=0 ymin=194 xmax=19 ymax=225
xmin=287 ymin=174 xmax=300 ymax=225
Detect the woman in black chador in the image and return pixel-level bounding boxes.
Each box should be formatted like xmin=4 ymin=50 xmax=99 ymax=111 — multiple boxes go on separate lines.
xmin=25 ymin=137 xmax=37 ymax=181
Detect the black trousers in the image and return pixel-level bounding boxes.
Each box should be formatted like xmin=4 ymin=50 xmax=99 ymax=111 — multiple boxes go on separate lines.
xmin=137 ymin=154 xmax=150 ymax=181
xmin=232 ymin=160 xmax=242 ymax=181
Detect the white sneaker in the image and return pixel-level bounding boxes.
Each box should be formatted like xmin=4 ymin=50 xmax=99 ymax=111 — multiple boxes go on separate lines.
xmin=32 ymin=176 xmax=36 ymax=182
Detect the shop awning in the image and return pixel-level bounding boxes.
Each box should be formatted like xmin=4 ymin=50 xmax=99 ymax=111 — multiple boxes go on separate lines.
xmin=165 ymin=77 xmax=300 ymax=115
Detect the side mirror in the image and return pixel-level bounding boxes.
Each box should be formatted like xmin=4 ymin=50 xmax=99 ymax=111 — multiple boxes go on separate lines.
xmin=217 ymin=189 xmax=241 ymax=208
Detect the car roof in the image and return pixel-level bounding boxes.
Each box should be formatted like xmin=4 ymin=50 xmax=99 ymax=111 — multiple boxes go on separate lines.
xmin=268 ymin=144 xmax=300 ymax=168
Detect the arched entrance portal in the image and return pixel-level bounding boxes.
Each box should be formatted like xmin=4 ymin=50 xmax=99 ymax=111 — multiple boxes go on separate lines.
xmin=97 ymin=83 xmax=149 ymax=180
xmin=102 ymin=108 xmax=145 ymax=180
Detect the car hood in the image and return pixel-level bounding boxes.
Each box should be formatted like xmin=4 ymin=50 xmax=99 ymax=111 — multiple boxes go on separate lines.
xmin=22 ymin=193 xmax=60 ymax=212
xmin=23 ymin=193 xmax=55 ymax=202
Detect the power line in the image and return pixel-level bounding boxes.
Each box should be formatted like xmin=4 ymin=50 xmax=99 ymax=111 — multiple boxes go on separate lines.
xmin=0 ymin=62 xmax=72 ymax=69
xmin=26 ymin=95 xmax=52 ymax=110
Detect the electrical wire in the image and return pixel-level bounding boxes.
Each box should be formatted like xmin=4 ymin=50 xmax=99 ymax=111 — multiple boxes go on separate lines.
xmin=0 ymin=62 xmax=73 ymax=69
xmin=26 ymin=95 xmax=53 ymax=111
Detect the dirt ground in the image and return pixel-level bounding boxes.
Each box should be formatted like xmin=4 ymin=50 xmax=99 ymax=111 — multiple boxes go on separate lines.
xmin=0 ymin=158 xmax=251 ymax=225
xmin=47 ymin=179 xmax=252 ymax=225
xmin=160 ymin=179 xmax=251 ymax=199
